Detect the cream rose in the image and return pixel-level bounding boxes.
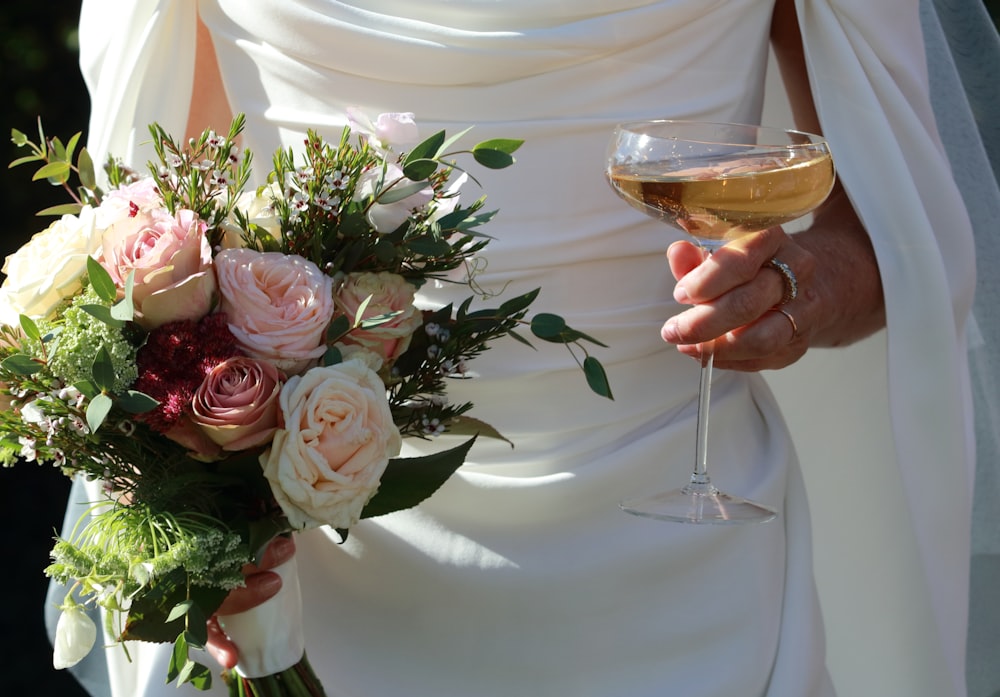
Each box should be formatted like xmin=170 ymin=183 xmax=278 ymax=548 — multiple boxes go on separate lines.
xmin=215 ymin=248 xmax=335 ymax=375
xmin=0 ymin=206 xmax=102 ymax=324
xmin=356 ymin=162 xmax=434 ymax=233
xmin=191 ymin=356 xmax=284 ymax=451
xmin=335 ymin=272 xmax=423 ymax=363
xmin=219 ymin=183 xmax=284 ymax=249
xmin=99 ymin=207 xmax=216 ymax=329
xmin=260 ymin=359 xmax=401 ymax=529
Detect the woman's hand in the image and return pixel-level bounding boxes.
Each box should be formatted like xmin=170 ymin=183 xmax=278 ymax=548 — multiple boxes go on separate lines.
xmin=205 ymin=535 xmax=297 ymax=670
xmin=661 ymin=186 xmax=884 ymax=371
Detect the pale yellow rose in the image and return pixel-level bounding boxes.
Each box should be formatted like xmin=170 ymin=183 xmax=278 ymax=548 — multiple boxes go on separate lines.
xmin=219 ymin=183 xmax=284 ymax=249
xmin=335 ymin=272 xmax=423 ymax=363
xmin=260 ymin=359 xmax=401 ymax=529
xmin=0 ymin=206 xmax=102 ymax=324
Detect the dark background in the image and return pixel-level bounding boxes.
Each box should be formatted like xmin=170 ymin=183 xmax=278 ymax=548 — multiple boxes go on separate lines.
xmin=2 ymin=3 xmax=998 ymax=697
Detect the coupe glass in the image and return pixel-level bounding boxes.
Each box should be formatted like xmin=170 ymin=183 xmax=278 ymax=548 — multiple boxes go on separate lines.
xmin=606 ymin=119 xmax=835 ymax=524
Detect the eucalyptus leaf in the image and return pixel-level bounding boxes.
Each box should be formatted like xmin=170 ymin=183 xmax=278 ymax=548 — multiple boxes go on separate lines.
xmin=91 ymin=347 xmax=116 ymax=392
xmin=117 ymin=390 xmax=159 ymax=414
xmin=326 ymin=314 xmax=352 ymax=343
xmin=0 ymin=353 xmax=42 ymax=376
xmin=472 ymin=148 xmax=516 ymax=170
xmin=584 ymin=356 xmax=614 ymax=400
xmin=80 ymin=305 xmax=124 ymax=329
xmin=86 ymin=394 xmax=113 ymax=433
xmin=404 ymin=130 xmax=447 ymax=165
xmin=167 ymin=633 xmax=188 ymax=684
xmin=87 ymin=257 xmax=118 ymax=304
xmin=498 ymin=288 xmax=541 ymax=317
xmin=323 ymin=344 xmax=343 ymax=367
xmin=361 ymin=437 xmax=476 ymax=519
xmin=110 ymin=271 xmax=136 ymax=322
xmin=166 ymin=600 xmax=194 ymax=625
xmin=473 ymin=138 xmax=524 ymax=155
xmin=529 ymin=313 xmax=567 ymax=339
xmin=402 ymin=158 xmax=438 ymax=182
xmin=78 ymin=147 xmax=96 ymax=190
xmin=445 ymin=415 xmax=513 ymax=446
xmin=18 ymin=314 xmax=41 ymax=342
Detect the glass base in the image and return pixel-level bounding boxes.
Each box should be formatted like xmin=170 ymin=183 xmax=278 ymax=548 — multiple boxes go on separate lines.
xmin=620 ymin=481 xmax=777 ymax=525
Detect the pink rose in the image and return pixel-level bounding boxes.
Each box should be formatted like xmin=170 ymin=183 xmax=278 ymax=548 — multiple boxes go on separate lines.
xmin=261 ymin=359 xmax=401 ymax=529
xmin=190 ymin=356 xmax=283 ymax=451
xmin=99 ymin=207 xmax=216 ymax=330
xmin=215 ymin=248 xmax=335 ymax=375
xmin=335 ymin=272 xmax=423 ymax=363
xmin=95 ymin=178 xmax=164 ymax=230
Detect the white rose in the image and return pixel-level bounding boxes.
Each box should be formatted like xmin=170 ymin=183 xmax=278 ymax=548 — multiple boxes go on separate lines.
xmin=261 ymin=359 xmax=401 ymax=529
xmin=355 ymin=163 xmax=434 ymax=233
xmin=0 ymin=206 xmax=102 ymax=324
xmin=53 ymin=603 xmax=97 ymax=669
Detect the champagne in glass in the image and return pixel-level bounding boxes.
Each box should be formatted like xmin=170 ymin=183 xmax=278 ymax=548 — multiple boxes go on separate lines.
xmin=606 ymin=120 xmax=835 ymax=523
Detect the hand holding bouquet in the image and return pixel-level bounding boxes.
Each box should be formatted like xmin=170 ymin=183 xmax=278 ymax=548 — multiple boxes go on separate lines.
xmin=2 ymin=112 xmax=610 ymax=695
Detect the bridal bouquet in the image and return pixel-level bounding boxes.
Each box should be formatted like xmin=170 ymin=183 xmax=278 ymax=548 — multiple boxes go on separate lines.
xmin=3 ymin=112 xmax=611 ymax=695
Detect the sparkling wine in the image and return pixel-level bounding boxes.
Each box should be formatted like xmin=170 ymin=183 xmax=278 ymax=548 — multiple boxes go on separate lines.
xmin=607 ymin=151 xmax=834 ymax=244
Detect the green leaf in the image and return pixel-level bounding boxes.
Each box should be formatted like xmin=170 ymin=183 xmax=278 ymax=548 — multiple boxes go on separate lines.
xmin=32 ymin=160 xmax=70 ymax=182
xmin=110 ymin=271 xmax=136 ymax=322
xmin=473 ymin=138 xmax=524 ymax=155
xmin=65 ymin=132 xmax=81 ymax=164
xmin=18 ymin=314 xmax=41 ymax=342
xmin=117 ymin=390 xmax=159 ymax=414
xmin=78 ymin=147 xmax=96 ymax=190
xmin=322 ymin=344 xmax=343 ymax=367
xmin=80 ymin=305 xmax=125 ymax=329
xmin=376 ymin=179 xmax=429 ymax=204
xmin=9 ymin=154 xmax=42 ymax=169
xmin=445 ymin=415 xmax=513 ymax=447
xmin=438 ymin=126 xmax=475 ymax=153
xmin=91 ymin=347 xmax=116 ymax=392
xmin=122 ymin=571 xmax=228 ymax=644
xmin=498 ymin=288 xmax=541 ymax=317
xmin=361 ymin=437 xmax=476 ymax=519
xmin=166 ymin=600 xmax=194 ymax=624
xmin=472 ymin=148 xmax=516 ymax=169
xmin=529 ymin=313 xmax=567 ymax=339
xmin=401 ymin=158 xmax=438 ymax=182
xmin=37 ymin=203 xmax=83 ymax=217
xmin=10 ymin=128 xmax=28 ymax=147
xmin=87 ymin=257 xmax=118 ymax=303
xmin=0 ymin=354 xmax=42 ymax=376
xmin=404 ymin=130 xmax=447 ymax=167
xmin=86 ymin=394 xmax=113 ymax=433
xmin=326 ymin=314 xmax=352 ymax=343
xmin=179 ymin=661 xmax=212 ymax=690
xmin=583 ymin=356 xmax=614 ymax=400
xmin=167 ymin=632 xmax=188 ymax=684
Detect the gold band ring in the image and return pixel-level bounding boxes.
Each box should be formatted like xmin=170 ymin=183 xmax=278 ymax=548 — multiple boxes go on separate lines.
xmin=770 ymin=307 xmax=799 ymax=343
xmin=765 ymin=258 xmax=798 ymax=306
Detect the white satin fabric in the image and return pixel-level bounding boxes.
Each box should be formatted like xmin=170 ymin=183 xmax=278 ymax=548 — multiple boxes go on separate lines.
xmin=73 ymin=1 xmax=976 ymax=696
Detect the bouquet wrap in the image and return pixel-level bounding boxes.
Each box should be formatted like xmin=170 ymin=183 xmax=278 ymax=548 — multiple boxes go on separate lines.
xmin=218 ymin=558 xmax=306 ymax=679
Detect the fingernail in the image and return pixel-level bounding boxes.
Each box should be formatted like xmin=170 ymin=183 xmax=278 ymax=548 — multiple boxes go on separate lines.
xmin=662 ymin=318 xmax=679 ymax=343
xmin=673 ymin=283 xmax=690 ymax=304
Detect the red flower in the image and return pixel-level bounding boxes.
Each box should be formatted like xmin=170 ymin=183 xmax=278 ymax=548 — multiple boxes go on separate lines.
xmin=135 ymin=313 xmax=244 ymax=432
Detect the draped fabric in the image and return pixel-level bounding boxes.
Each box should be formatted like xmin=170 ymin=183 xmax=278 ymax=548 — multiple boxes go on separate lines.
xmin=58 ymin=1 xmax=989 ymax=696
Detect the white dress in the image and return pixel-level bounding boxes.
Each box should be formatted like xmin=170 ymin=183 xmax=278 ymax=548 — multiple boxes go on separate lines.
xmin=68 ymin=1 xmax=978 ymax=696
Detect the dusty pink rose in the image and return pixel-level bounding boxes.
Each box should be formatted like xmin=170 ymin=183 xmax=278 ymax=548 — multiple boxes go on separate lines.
xmin=335 ymin=272 xmax=423 ymax=363
xmin=260 ymin=359 xmax=401 ymax=529
xmin=215 ymin=248 xmax=335 ymax=375
xmin=99 ymin=207 xmax=216 ymax=329
xmin=190 ymin=356 xmax=283 ymax=451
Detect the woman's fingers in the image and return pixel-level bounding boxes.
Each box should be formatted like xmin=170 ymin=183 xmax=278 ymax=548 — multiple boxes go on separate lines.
xmin=663 ymin=229 xmax=818 ymax=370
xmin=215 ymin=569 xmax=284 ymax=616
xmin=206 ymin=616 xmax=238 ymax=670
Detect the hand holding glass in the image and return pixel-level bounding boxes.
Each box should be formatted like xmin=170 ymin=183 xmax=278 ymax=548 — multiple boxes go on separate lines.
xmin=606 ymin=120 xmax=835 ymax=524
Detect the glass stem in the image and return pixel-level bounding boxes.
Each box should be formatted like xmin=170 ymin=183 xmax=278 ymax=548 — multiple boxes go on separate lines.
xmin=689 ymin=338 xmax=716 ymax=493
